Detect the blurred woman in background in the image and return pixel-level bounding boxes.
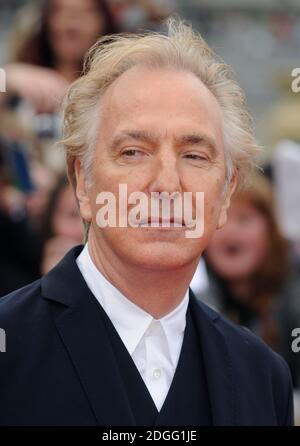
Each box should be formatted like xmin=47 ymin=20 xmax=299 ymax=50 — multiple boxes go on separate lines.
xmin=0 ymin=0 xmax=117 ymax=174
xmin=204 ymin=172 xmax=300 ymax=387
xmin=41 ymin=175 xmax=83 ymax=274
xmin=0 ymin=0 xmax=117 ymax=251
xmin=5 ymin=0 xmax=117 ymax=113
xmin=0 ymin=138 xmax=43 ymax=297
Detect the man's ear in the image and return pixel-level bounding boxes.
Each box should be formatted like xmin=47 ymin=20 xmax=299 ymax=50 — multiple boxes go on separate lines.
xmin=74 ymin=158 xmax=92 ymax=223
xmin=216 ymin=171 xmax=238 ymax=229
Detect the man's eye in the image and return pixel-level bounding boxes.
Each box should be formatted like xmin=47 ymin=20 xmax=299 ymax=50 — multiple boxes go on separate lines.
xmin=121 ymin=149 xmax=144 ymax=157
xmin=184 ymin=153 xmax=207 ymax=161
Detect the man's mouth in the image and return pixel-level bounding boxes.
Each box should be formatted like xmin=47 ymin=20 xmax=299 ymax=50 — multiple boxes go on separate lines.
xmin=138 ymin=216 xmax=186 ymax=227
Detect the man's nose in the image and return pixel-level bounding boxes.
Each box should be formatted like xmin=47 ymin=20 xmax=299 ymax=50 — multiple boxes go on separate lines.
xmin=148 ymin=152 xmax=182 ymax=194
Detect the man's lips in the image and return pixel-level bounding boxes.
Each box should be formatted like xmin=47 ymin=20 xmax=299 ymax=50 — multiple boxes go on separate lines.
xmin=138 ymin=216 xmax=186 ymax=227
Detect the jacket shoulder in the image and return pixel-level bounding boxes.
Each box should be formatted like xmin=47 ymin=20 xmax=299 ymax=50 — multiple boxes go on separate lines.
xmin=204 ymin=300 xmax=291 ymax=371
xmin=198 ymin=300 xmax=294 ymax=425
xmin=0 ymin=279 xmax=44 ymax=328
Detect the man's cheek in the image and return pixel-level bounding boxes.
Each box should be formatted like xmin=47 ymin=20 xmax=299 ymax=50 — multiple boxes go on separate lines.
xmin=203 ymin=202 xmax=221 ymax=232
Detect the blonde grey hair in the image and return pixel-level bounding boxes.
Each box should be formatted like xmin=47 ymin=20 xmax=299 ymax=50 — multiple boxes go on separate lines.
xmin=61 ymin=18 xmax=260 ymax=235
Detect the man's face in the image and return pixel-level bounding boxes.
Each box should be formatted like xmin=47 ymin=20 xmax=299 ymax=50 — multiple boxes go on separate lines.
xmin=76 ymin=66 xmax=236 ymax=271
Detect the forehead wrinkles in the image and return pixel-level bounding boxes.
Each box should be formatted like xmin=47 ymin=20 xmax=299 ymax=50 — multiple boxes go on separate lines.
xmin=102 ymin=66 xmax=222 ymax=110
xmin=96 ymin=66 xmax=224 ymax=149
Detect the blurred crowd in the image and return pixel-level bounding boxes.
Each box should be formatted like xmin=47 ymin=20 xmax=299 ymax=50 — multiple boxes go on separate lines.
xmin=1 ymin=0 xmax=300 ymax=423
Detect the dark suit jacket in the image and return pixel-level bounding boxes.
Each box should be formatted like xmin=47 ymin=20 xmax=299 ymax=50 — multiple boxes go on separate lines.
xmin=0 ymin=246 xmax=294 ymax=426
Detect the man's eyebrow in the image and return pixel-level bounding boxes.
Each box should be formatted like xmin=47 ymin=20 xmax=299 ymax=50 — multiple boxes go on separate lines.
xmin=108 ymin=130 xmax=218 ymax=156
xmin=175 ymin=133 xmax=218 ymax=156
xmin=108 ymin=130 xmax=159 ymax=152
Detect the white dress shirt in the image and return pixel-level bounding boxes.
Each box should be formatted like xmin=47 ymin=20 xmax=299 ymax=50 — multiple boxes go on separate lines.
xmin=76 ymin=244 xmax=189 ymax=411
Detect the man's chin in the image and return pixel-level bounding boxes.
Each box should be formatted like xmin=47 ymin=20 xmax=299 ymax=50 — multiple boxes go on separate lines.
xmin=124 ymin=244 xmax=200 ymax=272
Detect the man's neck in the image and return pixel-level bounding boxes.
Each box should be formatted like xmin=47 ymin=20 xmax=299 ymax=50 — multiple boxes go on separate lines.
xmin=87 ymin=235 xmax=197 ymax=319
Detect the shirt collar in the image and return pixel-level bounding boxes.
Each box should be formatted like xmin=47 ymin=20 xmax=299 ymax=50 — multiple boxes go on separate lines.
xmin=158 ymin=290 xmax=189 ymax=365
xmin=76 ymin=243 xmax=189 ymax=363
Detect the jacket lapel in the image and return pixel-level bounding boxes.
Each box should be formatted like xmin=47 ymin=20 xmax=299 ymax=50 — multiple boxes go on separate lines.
xmin=189 ymin=290 xmax=237 ymax=426
xmin=41 ymin=246 xmax=136 ymax=426
xmin=41 ymin=246 xmax=237 ymax=426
